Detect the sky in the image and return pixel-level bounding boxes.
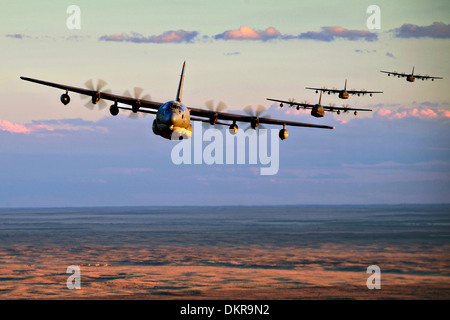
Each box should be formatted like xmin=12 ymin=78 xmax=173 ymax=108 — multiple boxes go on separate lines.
xmin=0 ymin=0 xmax=449 ymax=207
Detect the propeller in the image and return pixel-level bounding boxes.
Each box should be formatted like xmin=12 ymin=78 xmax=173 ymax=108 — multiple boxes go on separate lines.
xmin=287 ymin=98 xmax=296 ymax=107
xmin=358 ymin=89 xmax=367 ymax=96
xmin=243 ymin=104 xmax=271 ymax=133
xmin=342 ymin=104 xmax=350 ymax=113
xmin=80 ymin=79 xmax=111 ymax=110
xmin=123 ymin=87 xmax=151 ymax=119
xmin=205 ymin=99 xmax=227 ymax=113
xmin=201 ymin=99 xmax=228 ymax=131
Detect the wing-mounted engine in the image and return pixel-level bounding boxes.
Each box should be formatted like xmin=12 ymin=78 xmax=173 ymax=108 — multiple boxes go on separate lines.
xmin=279 ymin=127 xmax=289 ymax=140
xmin=60 ymin=91 xmax=70 ymax=105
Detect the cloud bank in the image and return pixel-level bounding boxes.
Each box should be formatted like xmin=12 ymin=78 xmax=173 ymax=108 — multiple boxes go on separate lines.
xmin=0 ymin=120 xmax=54 ymax=134
xmin=374 ymin=106 xmax=450 ymax=120
xmin=97 ymin=25 xmax=378 ymax=44
xmin=392 ymin=22 xmax=450 ymax=39
xmin=213 ymin=25 xmax=377 ymax=42
xmin=297 ymin=26 xmax=378 ymax=42
xmin=0 ymin=119 xmax=109 ymax=134
xmin=99 ymin=30 xmax=199 ymax=43
xmin=9 ymin=22 xmax=450 ymax=44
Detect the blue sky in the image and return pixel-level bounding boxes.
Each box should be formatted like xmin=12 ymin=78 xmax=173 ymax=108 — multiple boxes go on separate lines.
xmin=0 ymin=1 xmax=449 ymax=206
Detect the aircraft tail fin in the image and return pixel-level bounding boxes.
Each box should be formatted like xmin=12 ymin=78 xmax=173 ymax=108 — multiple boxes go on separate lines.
xmin=412 ymin=66 xmax=415 ymax=75
xmin=176 ymin=61 xmax=186 ymax=102
xmin=344 ymin=79 xmax=347 ymax=90
xmin=318 ymin=91 xmax=322 ymax=105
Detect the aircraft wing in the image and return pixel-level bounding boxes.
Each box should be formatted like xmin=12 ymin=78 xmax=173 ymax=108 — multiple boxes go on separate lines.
xmin=346 ymin=89 xmax=383 ymax=95
xmin=322 ymin=105 xmax=372 ymax=112
xmin=380 ymin=70 xmax=408 ymax=78
xmin=20 ymin=76 xmax=334 ymax=131
xmin=413 ymin=74 xmax=443 ymax=80
xmin=188 ymin=106 xmax=334 ymax=130
xmin=305 ymin=87 xmax=340 ymax=94
xmin=20 ymin=76 xmax=164 ymax=110
xmin=266 ymin=98 xmax=313 ymax=109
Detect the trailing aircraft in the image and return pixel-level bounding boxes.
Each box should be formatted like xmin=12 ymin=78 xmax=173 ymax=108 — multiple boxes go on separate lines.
xmin=306 ymin=79 xmax=382 ymax=99
xmin=267 ymin=91 xmax=372 ymax=117
xmin=380 ymin=67 xmax=443 ymax=82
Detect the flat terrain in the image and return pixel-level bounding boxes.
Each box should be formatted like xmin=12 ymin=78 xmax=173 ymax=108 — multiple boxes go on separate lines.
xmin=0 ymin=205 xmax=449 ymax=299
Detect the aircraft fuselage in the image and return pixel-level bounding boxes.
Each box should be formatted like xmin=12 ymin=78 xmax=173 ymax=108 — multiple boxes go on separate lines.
xmin=407 ymin=75 xmax=415 ymax=82
xmin=338 ymin=91 xmax=349 ymax=99
xmin=152 ymin=100 xmax=192 ymax=140
xmin=311 ymin=104 xmax=325 ymax=118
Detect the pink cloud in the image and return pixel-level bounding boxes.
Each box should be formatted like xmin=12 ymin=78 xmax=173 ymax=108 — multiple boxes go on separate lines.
xmin=374 ymin=107 xmax=450 ymax=120
xmin=282 ymin=107 xmax=310 ymax=116
xmin=215 ymin=26 xmax=282 ymax=41
xmin=0 ymin=120 xmax=54 ymax=134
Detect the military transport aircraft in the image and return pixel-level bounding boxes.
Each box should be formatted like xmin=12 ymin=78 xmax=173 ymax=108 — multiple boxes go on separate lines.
xmin=267 ymin=91 xmax=372 ymax=117
xmin=380 ymin=67 xmax=443 ymax=82
xmin=305 ymin=79 xmax=383 ymax=99
xmin=20 ymin=62 xmax=334 ymax=141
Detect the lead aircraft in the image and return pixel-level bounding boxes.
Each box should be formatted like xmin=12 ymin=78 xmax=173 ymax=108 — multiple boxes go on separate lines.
xmin=21 ymin=62 xmax=334 ymax=141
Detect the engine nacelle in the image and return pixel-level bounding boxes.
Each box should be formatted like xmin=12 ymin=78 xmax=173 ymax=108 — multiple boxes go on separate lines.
xmin=132 ymin=103 xmax=140 ymax=113
xmin=354 ymin=111 xmax=358 ymax=116
xmin=109 ymin=104 xmax=119 ymax=116
xmin=251 ymin=118 xmax=259 ymax=130
xmin=229 ymin=123 xmax=238 ymax=135
xmin=60 ymin=93 xmax=70 ymax=105
xmin=91 ymin=93 xmax=100 ymax=104
xmin=279 ymin=128 xmax=289 ymax=140
xmin=210 ymin=114 xmax=218 ymax=125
